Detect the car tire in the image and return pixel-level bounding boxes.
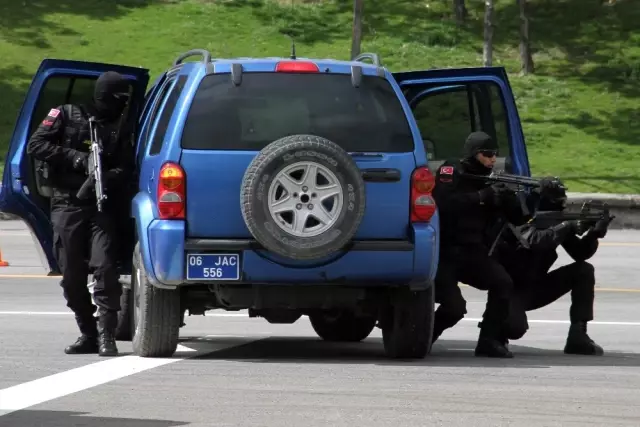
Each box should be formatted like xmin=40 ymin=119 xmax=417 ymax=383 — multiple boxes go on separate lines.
xmin=382 ymin=283 xmax=435 ymax=359
xmin=240 ymin=134 xmax=366 ymax=261
xmin=131 ymin=242 xmax=181 ymax=358
xmin=309 ymin=311 xmax=377 ymax=342
xmin=115 ymin=287 xmax=132 ymax=341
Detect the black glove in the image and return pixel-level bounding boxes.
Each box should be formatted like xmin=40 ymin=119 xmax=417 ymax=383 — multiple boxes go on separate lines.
xmin=589 ymin=217 xmax=612 ymax=239
xmin=486 ymin=183 xmax=512 ymax=207
xmin=539 ymin=177 xmax=560 ymax=191
xmin=72 ymin=151 xmax=89 ymax=174
xmin=565 ymin=220 xmax=588 ymax=235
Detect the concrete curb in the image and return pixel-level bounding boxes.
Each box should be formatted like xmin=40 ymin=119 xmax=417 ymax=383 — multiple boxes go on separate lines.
xmin=1 ymin=192 xmax=640 ymax=228
xmin=565 ymin=192 xmax=640 ymax=230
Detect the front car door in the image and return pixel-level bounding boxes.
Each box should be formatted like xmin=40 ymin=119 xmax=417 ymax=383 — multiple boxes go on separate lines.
xmin=0 ymin=59 xmax=150 ymax=275
xmin=392 ymin=67 xmax=531 ymax=177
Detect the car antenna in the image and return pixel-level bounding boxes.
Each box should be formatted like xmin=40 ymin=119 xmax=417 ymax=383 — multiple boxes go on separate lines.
xmin=290 ymin=37 xmax=296 ymax=60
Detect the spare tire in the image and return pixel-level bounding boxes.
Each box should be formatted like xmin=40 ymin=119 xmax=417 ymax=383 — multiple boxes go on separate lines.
xmin=241 ymin=134 xmax=366 ymax=260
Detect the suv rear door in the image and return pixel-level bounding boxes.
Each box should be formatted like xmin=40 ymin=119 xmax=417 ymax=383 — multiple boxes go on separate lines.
xmin=392 ymin=67 xmax=531 ymax=177
xmin=178 ymin=65 xmax=418 ymax=241
xmin=0 ymin=59 xmax=149 ymax=274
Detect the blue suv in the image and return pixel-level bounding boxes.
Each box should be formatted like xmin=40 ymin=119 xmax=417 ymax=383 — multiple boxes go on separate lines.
xmin=0 ymin=49 xmax=531 ymax=359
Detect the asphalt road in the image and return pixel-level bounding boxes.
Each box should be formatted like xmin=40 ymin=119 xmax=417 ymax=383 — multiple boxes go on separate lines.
xmin=1 ymin=220 xmax=640 ymax=426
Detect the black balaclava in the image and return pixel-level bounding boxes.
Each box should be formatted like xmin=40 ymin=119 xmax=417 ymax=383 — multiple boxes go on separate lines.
xmin=461 ymin=131 xmax=498 ymax=175
xmin=92 ymin=71 xmax=130 ymax=122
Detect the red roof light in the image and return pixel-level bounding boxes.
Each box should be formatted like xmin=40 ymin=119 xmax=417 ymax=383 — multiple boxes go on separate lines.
xmin=275 ymin=61 xmax=319 ymax=73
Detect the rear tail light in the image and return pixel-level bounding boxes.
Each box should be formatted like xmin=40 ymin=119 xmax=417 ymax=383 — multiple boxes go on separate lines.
xmin=157 ymin=162 xmax=186 ymax=220
xmin=275 ymin=61 xmax=319 ymax=73
xmin=410 ymin=167 xmax=437 ymax=222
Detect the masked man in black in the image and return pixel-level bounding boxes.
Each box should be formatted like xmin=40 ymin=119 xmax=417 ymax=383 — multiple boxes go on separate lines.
xmin=491 ymin=180 xmax=609 ymax=355
xmin=27 ymin=71 xmax=134 ymax=357
xmin=432 ymin=131 xmax=526 ymax=358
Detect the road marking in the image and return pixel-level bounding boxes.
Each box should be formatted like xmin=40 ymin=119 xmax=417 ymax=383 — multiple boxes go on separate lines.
xmin=0 ymin=311 xmax=74 ymax=316
xmin=2 ymin=310 xmax=640 ymax=326
xmin=461 ymin=318 xmax=640 ymax=326
xmin=0 ymin=274 xmax=58 ymax=279
xmin=1 ymin=275 xmax=640 ymax=294
xmin=0 ymin=337 xmax=255 ymax=418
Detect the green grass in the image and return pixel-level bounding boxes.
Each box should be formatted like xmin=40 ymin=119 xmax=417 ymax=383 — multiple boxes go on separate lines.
xmin=2 ymin=0 xmax=639 ymax=193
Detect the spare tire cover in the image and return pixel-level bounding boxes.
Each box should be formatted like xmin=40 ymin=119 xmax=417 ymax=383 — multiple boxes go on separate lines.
xmin=240 ymin=134 xmax=366 ymax=261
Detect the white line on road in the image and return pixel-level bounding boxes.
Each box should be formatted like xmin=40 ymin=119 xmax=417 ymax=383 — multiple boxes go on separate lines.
xmin=0 ymin=338 xmax=253 ymax=418
xmin=460 ymin=318 xmax=640 ymax=326
xmin=1 ymin=310 xmax=640 ymax=326
xmin=0 ymin=311 xmax=75 ymax=315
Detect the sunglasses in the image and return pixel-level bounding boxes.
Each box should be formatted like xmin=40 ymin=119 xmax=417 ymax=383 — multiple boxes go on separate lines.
xmin=479 ymin=150 xmax=498 ymax=157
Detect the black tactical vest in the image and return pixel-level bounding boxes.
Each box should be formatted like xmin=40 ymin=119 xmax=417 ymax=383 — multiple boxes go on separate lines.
xmin=44 ymin=104 xmax=120 ymax=194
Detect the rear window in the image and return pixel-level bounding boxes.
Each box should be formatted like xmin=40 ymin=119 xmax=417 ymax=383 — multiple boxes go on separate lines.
xmin=180 ymin=72 xmax=414 ymax=152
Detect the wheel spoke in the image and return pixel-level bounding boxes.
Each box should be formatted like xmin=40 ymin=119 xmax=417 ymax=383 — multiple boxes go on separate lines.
xmin=293 ymin=210 xmax=310 ymax=234
xmin=278 ymin=174 xmax=300 ymax=195
xmin=302 ymin=164 xmax=318 ymax=190
xmin=314 ymin=184 xmax=340 ymax=201
xmin=311 ymin=205 xmax=334 ymax=225
xmin=271 ymin=195 xmax=299 ymax=214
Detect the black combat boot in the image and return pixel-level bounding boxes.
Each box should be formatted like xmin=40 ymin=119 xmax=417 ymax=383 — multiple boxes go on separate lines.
xmin=474 ymin=321 xmax=513 ymax=358
xmin=65 ymin=315 xmax=99 ymax=354
xmin=98 ymin=311 xmax=119 ymax=357
xmin=65 ymin=335 xmax=99 ymax=354
xmin=564 ymin=321 xmax=604 ymax=356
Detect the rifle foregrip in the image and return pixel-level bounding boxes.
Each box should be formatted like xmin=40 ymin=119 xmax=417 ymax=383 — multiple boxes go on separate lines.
xmin=76 ymin=177 xmax=94 ymax=200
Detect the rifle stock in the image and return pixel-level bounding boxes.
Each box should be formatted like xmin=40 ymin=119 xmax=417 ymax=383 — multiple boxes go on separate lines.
xmin=75 ymin=117 xmax=107 ymax=211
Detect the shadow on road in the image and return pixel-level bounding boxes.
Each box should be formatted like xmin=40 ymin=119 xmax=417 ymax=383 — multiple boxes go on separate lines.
xmin=186 ymin=336 xmax=640 ymax=369
xmin=0 ymin=410 xmax=187 ymax=427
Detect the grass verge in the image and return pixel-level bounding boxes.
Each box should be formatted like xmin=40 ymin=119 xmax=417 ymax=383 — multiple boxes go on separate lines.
xmin=1 ymin=0 xmax=639 ymax=193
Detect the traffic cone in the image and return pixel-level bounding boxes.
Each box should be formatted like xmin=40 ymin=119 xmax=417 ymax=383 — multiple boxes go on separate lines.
xmin=0 ymin=248 xmax=9 ymax=267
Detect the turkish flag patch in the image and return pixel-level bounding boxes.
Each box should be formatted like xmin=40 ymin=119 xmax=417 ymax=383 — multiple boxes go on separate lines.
xmin=48 ymin=108 xmax=60 ymax=118
xmin=440 ymin=166 xmax=454 ymax=175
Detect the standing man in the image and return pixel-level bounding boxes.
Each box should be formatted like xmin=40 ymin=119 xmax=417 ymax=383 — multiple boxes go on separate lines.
xmin=492 ymin=180 xmax=609 ymax=355
xmin=431 ymin=131 xmax=525 ymax=358
xmin=27 ymin=71 xmax=134 ymax=357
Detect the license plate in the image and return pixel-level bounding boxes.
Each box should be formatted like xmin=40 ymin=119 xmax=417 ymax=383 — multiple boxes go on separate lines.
xmin=186 ymin=253 xmax=240 ymax=281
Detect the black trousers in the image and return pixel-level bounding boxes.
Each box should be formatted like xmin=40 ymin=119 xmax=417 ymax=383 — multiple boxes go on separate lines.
xmin=503 ymin=261 xmax=596 ymax=340
xmin=434 ymin=245 xmax=514 ymax=336
xmin=51 ymin=198 xmax=121 ymax=335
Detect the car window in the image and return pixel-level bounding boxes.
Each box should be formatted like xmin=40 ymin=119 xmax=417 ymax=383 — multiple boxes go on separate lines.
xmin=138 ymin=76 xmax=175 ymax=158
xmin=29 ymin=75 xmax=136 ymax=138
xmin=410 ymin=82 xmax=511 ymax=168
xmin=148 ymin=75 xmax=187 ymax=156
xmin=181 ymin=73 xmax=414 ymax=153
xmin=28 ymin=76 xmax=96 ymax=137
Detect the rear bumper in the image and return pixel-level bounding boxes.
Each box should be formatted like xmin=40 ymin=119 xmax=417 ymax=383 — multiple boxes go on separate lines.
xmin=185 ymin=239 xmax=414 ymax=252
xmin=143 ymin=220 xmax=439 ymax=288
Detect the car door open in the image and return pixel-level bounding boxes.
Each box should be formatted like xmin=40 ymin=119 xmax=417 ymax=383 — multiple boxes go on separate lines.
xmin=0 ymin=59 xmax=149 ymax=275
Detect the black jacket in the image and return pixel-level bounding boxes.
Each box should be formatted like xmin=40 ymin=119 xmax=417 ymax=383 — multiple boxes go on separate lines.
xmin=433 ymin=158 xmax=523 ymax=250
xmin=27 ymin=104 xmax=133 ymax=204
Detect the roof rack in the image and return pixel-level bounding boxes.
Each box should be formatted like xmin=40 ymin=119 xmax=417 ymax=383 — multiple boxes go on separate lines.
xmin=352 ymin=52 xmax=382 ymax=67
xmin=172 ymin=49 xmax=213 ymax=66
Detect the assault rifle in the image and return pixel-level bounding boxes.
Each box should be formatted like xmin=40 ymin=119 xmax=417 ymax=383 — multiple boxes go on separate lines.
xmin=76 ymin=117 xmax=107 ymax=212
xmin=530 ymin=200 xmax=615 ymax=230
xmin=463 ymin=170 xmax=566 ymax=192
xmin=461 ymin=170 xmax=556 ymax=255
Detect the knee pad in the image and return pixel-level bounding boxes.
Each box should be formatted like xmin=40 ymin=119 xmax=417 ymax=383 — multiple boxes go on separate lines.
xmin=503 ymin=310 xmax=529 ymax=340
xmin=504 ymin=321 xmax=528 ymax=340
